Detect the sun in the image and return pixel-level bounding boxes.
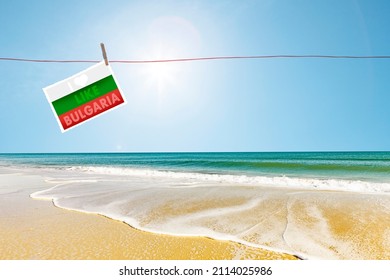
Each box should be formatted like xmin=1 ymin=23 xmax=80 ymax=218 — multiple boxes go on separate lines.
xmin=138 ymin=43 xmax=181 ymax=96
xmin=138 ymin=16 xmax=201 ymax=96
xmin=143 ymin=60 xmax=177 ymax=95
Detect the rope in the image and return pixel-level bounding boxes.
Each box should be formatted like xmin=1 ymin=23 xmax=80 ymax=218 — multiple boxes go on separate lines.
xmin=1 ymin=54 xmax=390 ymax=64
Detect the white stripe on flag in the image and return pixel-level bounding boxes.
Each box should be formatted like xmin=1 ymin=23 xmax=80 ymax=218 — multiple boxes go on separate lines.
xmin=43 ymin=61 xmax=113 ymax=102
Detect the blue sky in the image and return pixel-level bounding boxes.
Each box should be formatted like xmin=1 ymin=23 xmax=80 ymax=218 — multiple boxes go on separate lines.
xmin=0 ymin=0 xmax=389 ymax=152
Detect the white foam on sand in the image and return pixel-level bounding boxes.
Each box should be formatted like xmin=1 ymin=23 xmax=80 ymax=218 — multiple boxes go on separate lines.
xmin=27 ymin=167 xmax=390 ymax=260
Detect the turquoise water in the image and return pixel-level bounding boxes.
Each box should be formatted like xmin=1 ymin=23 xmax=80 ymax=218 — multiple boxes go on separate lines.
xmin=1 ymin=152 xmax=390 ymax=183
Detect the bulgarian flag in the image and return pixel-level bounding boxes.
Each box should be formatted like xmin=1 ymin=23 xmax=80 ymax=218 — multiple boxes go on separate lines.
xmin=43 ymin=61 xmax=126 ymax=132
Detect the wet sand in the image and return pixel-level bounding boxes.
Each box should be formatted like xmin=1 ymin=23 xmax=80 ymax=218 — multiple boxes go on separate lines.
xmin=2 ymin=167 xmax=389 ymax=260
xmin=0 ymin=170 xmax=296 ymax=260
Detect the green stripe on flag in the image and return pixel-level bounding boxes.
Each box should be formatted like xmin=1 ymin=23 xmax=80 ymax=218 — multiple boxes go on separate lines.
xmin=52 ymin=75 xmax=118 ymax=115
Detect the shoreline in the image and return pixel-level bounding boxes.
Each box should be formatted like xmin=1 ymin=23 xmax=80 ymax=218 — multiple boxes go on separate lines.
xmin=1 ymin=166 xmax=389 ymax=260
xmin=0 ymin=168 xmax=297 ymax=260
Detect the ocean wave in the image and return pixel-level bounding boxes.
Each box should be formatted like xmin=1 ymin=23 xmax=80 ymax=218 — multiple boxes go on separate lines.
xmin=67 ymin=165 xmax=390 ymax=194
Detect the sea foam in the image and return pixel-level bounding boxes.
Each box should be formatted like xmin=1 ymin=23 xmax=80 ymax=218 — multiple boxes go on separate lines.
xmin=30 ymin=166 xmax=390 ymax=260
xmin=67 ymin=165 xmax=390 ymax=194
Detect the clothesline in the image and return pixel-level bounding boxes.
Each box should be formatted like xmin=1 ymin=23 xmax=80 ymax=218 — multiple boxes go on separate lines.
xmin=1 ymin=54 xmax=390 ymax=64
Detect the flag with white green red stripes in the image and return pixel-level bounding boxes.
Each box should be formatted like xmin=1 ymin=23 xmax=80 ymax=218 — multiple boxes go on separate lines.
xmin=43 ymin=61 xmax=126 ymax=132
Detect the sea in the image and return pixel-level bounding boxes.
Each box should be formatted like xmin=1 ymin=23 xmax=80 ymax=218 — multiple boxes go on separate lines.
xmin=1 ymin=152 xmax=389 ymax=259
xmin=1 ymin=152 xmax=390 ymax=192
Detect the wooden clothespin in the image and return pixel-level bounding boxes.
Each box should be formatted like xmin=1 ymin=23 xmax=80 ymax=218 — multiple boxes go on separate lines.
xmin=100 ymin=43 xmax=109 ymax=66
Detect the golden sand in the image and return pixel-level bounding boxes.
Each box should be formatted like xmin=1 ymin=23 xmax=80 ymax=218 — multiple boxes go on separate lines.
xmin=0 ymin=175 xmax=296 ymax=260
xmin=3 ymin=171 xmax=388 ymax=260
xmin=0 ymin=201 xmax=296 ymax=260
xmin=286 ymin=191 xmax=390 ymax=259
xmin=323 ymin=196 xmax=390 ymax=259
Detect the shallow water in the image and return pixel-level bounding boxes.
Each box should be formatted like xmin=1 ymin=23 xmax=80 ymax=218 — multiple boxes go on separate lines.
xmin=31 ymin=170 xmax=390 ymax=260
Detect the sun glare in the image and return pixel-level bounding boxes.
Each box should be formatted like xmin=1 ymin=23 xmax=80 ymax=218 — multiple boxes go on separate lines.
xmin=138 ymin=16 xmax=201 ymax=96
xmin=143 ymin=61 xmax=177 ymax=95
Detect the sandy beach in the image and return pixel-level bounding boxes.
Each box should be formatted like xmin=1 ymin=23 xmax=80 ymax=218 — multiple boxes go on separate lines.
xmin=0 ymin=168 xmax=296 ymax=260
xmin=1 ymin=164 xmax=389 ymax=260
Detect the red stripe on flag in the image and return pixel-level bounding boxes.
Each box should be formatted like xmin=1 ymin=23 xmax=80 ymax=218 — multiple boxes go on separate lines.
xmin=58 ymin=89 xmax=124 ymax=130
